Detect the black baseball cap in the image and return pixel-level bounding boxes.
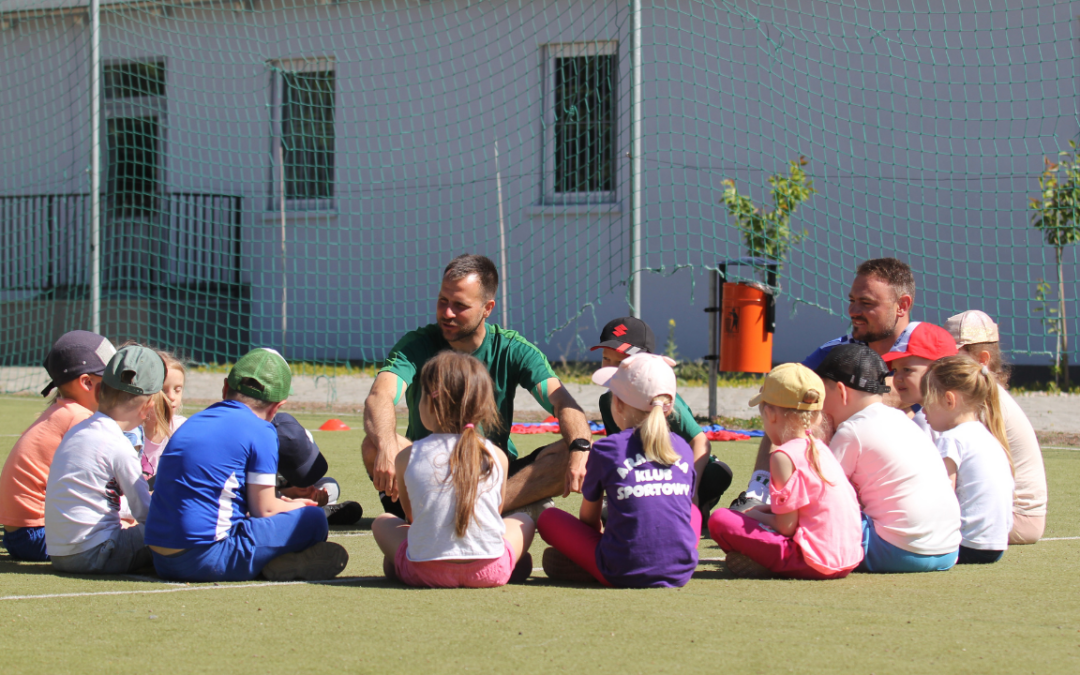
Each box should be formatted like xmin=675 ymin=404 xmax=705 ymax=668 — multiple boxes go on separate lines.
xmin=814 ymin=343 xmax=891 ymax=395
xmin=591 ymin=317 xmax=656 ymax=356
xmin=41 ymin=330 xmax=117 ymax=396
xmin=273 ymin=413 xmax=328 ymax=488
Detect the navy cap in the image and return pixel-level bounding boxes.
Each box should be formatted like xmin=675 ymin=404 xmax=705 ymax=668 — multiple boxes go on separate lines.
xmin=272 ymin=413 xmax=328 ymax=488
xmin=41 ymin=330 xmax=117 ymax=396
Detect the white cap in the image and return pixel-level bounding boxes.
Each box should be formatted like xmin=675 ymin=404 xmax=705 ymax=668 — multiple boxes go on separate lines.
xmin=592 ymin=353 xmax=677 ymax=413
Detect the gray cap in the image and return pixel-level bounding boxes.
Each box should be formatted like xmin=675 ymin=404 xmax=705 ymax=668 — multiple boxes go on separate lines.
xmin=103 ymin=346 xmax=166 ymax=396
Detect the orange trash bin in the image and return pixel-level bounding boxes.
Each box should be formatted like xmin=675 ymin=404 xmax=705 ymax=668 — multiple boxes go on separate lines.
xmin=719 ymin=282 xmax=773 ymax=373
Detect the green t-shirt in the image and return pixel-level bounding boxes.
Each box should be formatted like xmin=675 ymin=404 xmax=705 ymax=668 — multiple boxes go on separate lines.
xmin=379 ymin=323 xmax=557 ymax=458
xmin=598 ymin=390 xmax=703 ymax=444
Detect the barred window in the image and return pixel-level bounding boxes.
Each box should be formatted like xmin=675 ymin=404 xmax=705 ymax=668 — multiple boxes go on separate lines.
xmin=272 ymin=59 xmax=335 ymax=206
xmin=104 ymin=60 xmax=165 ymax=213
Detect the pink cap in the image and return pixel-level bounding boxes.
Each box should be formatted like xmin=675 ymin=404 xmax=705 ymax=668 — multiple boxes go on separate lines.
xmin=881 ymin=323 xmax=958 ymax=363
xmin=945 ymin=310 xmax=999 ymax=347
xmin=592 ymin=353 xmax=677 ymax=413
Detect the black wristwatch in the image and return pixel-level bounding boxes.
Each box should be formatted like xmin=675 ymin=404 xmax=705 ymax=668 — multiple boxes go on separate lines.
xmin=569 ymin=438 xmax=592 ymax=453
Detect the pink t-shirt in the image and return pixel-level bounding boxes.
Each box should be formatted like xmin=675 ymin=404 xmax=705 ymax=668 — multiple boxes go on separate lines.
xmin=140 ymin=414 xmax=187 ymax=479
xmin=770 ymin=436 xmax=864 ymax=575
xmin=0 ymin=399 xmax=94 ymax=528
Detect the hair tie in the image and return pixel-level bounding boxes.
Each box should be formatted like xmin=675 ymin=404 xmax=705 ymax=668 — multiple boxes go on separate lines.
xmin=464 ymin=423 xmax=475 ymax=430
xmin=981 ymin=365 xmax=991 ymax=377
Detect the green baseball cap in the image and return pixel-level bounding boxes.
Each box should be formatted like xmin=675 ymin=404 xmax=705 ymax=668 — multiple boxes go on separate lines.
xmin=103 ymin=345 xmax=166 ymax=396
xmin=227 ymin=348 xmax=292 ymax=403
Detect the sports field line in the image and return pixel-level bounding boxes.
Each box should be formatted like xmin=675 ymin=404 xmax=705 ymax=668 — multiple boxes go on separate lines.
xmin=327 ymin=532 xmax=371 ymax=538
xmin=1043 ymin=446 xmax=1080 ymax=451
xmin=0 ymin=576 xmax=366 ymax=602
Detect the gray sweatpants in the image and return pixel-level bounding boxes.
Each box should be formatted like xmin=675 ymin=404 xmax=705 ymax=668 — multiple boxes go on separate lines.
xmin=51 ymin=525 xmax=153 ymax=575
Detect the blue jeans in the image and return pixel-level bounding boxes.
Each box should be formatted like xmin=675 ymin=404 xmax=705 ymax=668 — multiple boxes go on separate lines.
xmin=3 ymin=526 xmax=49 ymax=562
xmin=858 ymin=514 xmax=958 ymax=573
xmin=152 ymin=506 xmax=328 ymax=582
xmin=51 ymin=525 xmax=152 ymax=575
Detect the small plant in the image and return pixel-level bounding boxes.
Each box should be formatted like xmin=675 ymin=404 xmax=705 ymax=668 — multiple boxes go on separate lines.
xmin=664 ymin=319 xmax=678 ymax=362
xmin=720 ymin=157 xmax=817 ymax=271
xmin=1029 ymin=142 xmax=1080 ymax=389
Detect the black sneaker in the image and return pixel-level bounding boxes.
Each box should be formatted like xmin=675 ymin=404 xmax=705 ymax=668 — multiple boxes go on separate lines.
xmin=728 ymin=491 xmax=765 ymax=513
xmin=324 ymin=501 xmax=363 ymax=526
xmin=379 ymin=492 xmax=406 ymax=519
xmin=261 ymin=542 xmax=349 ymax=581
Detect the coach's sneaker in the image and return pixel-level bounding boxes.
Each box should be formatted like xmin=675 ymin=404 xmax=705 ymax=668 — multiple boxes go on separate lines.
xmin=324 ymin=501 xmax=363 ymax=526
xmin=261 ymin=542 xmax=349 ymax=581
xmin=506 ymin=497 xmax=554 ymax=524
xmin=541 ymin=547 xmax=595 ymax=584
xmin=728 ymin=491 xmax=765 ymax=513
xmin=723 ymin=552 xmax=774 ymax=580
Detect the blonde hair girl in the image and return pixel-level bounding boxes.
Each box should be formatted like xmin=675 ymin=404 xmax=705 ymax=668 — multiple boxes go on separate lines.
xmin=921 ymin=355 xmax=1015 ymax=564
xmin=707 ymin=363 xmax=864 ymax=579
xmin=139 ymin=350 xmax=187 ymax=481
xmin=371 ymin=351 xmax=535 ymax=588
xmin=535 ymin=353 xmax=702 ymax=588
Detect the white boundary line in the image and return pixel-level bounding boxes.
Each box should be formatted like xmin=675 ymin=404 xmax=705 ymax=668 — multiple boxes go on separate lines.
xmin=1042 ymin=446 xmax=1080 ymax=451
xmin=1041 ymin=536 xmax=1080 ymax=541
xmin=327 ymin=532 xmax=371 ymax=538
xmin=1 ymin=576 xmax=365 ymax=601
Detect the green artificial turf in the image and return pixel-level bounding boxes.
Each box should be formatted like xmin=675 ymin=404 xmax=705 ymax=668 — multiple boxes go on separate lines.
xmin=1 ymin=397 xmax=1078 ymax=674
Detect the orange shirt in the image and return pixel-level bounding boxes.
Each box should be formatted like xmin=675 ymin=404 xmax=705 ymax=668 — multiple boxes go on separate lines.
xmin=0 ymin=399 xmax=93 ymax=528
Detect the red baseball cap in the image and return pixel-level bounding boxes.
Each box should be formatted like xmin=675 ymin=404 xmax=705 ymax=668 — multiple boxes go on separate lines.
xmin=881 ymin=323 xmax=958 ymax=363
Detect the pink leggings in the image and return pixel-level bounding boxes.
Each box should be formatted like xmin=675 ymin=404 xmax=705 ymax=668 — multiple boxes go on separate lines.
xmin=537 ymin=506 xmax=702 ymax=586
xmin=707 ymin=509 xmax=849 ymax=580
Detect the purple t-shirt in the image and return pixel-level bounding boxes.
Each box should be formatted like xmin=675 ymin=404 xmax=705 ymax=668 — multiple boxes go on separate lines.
xmin=582 ymin=429 xmax=698 ymax=587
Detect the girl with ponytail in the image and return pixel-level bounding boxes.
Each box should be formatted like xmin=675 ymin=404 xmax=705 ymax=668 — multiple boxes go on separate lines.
xmin=707 ymin=363 xmax=864 ymax=579
xmin=921 ymin=355 xmax=1015 ymax=564
xmin=536 ymin=354 xmax=700 ymax=587
xmin=371 ymin=351 xmax=535 ymax=588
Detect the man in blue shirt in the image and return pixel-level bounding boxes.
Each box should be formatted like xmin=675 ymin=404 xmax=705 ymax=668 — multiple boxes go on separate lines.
xmin=145 ymin=348 xmax=347 ymax=582
xmin=731 ymin=258 xmax=920 ymax=512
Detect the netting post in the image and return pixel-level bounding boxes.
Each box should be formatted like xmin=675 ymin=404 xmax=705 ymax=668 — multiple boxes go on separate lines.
xmin=89 ymin=0 xmax=101 ymax=334
xmin=629 ymin=0 xmax=643 ymax=317
xmin=495 ymin=140 xmax=508 ymax=326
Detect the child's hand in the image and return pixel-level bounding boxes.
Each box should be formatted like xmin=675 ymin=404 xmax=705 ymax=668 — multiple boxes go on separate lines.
xmin=281 ymin=496 xmax=319 ymax=507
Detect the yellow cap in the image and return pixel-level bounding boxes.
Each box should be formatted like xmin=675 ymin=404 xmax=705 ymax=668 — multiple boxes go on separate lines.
xmin=748 ymin=363 xmax=825 ymax=411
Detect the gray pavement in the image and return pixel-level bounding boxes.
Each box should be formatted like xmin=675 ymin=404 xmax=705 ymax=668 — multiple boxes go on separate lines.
xmin=4 ymin=367 xmax=1075 ymax=433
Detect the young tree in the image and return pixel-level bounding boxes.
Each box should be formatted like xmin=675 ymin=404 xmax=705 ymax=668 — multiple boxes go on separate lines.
xmin=720 ymin=157 xmax=817 ymax=276
xmin=1030 ymin=141 xmax=1080 ymax=389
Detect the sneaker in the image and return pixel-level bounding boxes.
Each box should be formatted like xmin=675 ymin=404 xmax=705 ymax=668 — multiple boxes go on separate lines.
xmin=506 ymin=497 xmax=554 ymax=524
xmin=324 ymin=501 xmax=363 ymax=526
xmin=728 ymin=491 xmax=765 ymax=513
xmin=379 ymin=492 xmax=406 ymax=519
xmin=261 ymin=542 xmax=349 ymax=581
xmin=508 ymin=551 xmax=533 ymax=584
xmin=724 ymin=552 xmax=774 ymax=579
xmin=541 ymin=547 xmax=595 ymax=584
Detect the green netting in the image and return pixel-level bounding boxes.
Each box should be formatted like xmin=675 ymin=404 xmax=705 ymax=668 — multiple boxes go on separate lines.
xmin=1 ymin=0 xmax=1077 ymax=393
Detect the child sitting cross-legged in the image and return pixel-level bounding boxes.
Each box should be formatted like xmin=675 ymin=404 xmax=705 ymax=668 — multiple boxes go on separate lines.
xmin=1 ymin=331 xmax=115 ymax=562
xmin=708 ymin=364 xmax=864 ymax=579
xmin=537 ymin=353 xmax=700 ymax=588
xmin=372 ymin=350 xmax=535 ymax=588
xmin=921 ymin=355 xmax=1015 ymax=565
xmin=43 ymin=345 xmax=163 ymax=574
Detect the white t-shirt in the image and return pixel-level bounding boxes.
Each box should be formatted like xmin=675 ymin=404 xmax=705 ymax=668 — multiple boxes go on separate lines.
xmin=829 ymin=403 xmax=961 ymax=555
xmin=936 ymin=421 xmax=1014 ymax=551
xmin=403 ymin=434 xmax=506 ymax=562
xmin=912 ymin=408 xmax=938 ymax=443
xmin=998 ymin=386 xmax=1047 ymax=517
xmin=44 ymin=413 xmax=152 ymax=557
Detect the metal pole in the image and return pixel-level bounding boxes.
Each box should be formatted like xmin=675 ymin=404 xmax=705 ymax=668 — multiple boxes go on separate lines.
xmin=629 ymin=0 xmax=643 ymax=317
xmin=708 ymin=270 xmax=718 ymax=419
xmin=279 ymin=145 xmax=287 ymax=356
xmin=494 ymin=140 xmax=508 ymax=327
xmin=89 ymin=0 xmax=101 ymax=334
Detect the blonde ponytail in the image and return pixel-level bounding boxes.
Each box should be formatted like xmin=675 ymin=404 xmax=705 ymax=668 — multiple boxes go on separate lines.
xmin=981 ymin=372 xmax=1014 ymax=477
xmin=638 ymin=395 xmax=680 ymax=466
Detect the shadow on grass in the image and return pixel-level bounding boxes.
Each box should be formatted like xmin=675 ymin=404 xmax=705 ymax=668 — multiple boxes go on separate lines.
xmin=329 ymin=516 xmax=374 ymax=533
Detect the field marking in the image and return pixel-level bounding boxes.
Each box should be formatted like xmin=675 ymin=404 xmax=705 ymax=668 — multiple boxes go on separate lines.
xmin=1042 ymin=446 xmax=1080 ymax=451
xmin=327 ymin=532 xmax=371 ymax=538
xmin=1041 ymin=536 xmax=1080 ymax=541
xmin=0 ymin=576 xmax=367 ymax=602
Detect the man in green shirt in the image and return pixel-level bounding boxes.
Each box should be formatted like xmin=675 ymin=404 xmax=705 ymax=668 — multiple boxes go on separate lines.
xmin=363 ymin=255 xmax=593 ymax=518
xmin=591 ymin=317 xmax=733 ymax=518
